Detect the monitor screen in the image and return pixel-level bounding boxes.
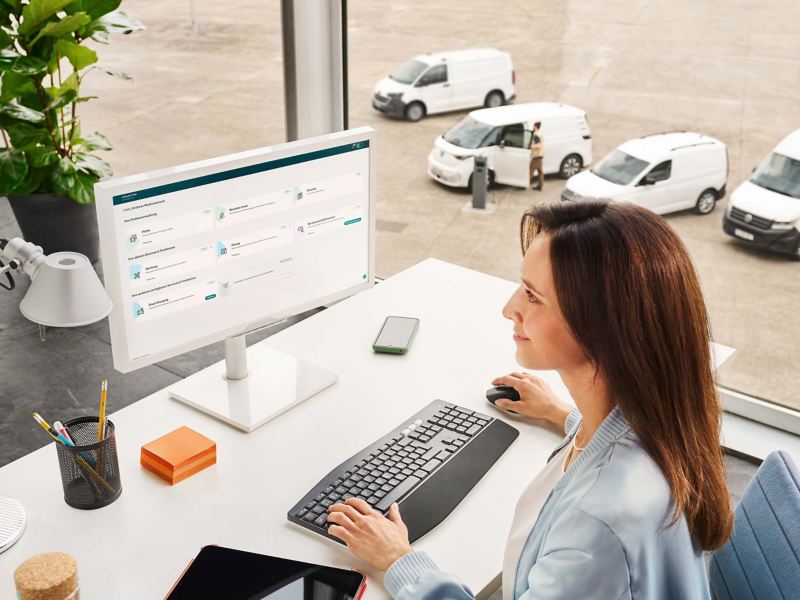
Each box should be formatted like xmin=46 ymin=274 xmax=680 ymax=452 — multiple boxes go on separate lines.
xmin=96 ymin=128 xmax=375 ymax=372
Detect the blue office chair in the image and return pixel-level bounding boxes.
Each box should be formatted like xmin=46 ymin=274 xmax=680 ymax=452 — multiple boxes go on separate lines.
xmin=709 ymin=450 xmax=800 ymax=600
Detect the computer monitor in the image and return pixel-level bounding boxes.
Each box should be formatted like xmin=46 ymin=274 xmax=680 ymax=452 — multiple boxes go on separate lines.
xmin=95 ymin=127 xmax=375 ymax=431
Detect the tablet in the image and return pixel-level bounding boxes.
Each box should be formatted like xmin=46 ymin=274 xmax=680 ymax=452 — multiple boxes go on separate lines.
xmin=165 ymin=546 xmax=366 ymax=600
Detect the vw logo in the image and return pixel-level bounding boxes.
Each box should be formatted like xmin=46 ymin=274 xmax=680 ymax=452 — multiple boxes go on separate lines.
xmin=744 ymin=213 xmax=753 ymax=223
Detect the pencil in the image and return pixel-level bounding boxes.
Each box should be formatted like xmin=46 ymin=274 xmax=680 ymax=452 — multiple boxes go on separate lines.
xmin=98 ymin=379 xmax=108 ymax=442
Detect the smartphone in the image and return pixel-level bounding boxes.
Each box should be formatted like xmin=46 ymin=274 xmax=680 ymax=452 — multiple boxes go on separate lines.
xmin=372 ymin=316 xmax=420 ymax=354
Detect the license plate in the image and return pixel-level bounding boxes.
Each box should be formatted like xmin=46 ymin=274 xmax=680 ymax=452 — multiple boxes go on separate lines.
xmin=734 ymin=228 xmax=755 ymax=241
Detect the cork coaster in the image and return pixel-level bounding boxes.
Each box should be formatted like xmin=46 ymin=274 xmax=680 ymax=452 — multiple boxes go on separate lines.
xmin=14 ymin=552 xmax=78 ymax=600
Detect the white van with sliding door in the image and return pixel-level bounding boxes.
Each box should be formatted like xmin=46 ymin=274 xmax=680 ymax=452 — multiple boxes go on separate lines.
xmin=562 ymin=132 xmax=727 ymax=215
xmin=427 ymin=103 xmax=592 ymax=189
xmin=372 ymin=49 xmax=514 ymax=122
xmin=723 ymin=129 xmax=800 ymax=259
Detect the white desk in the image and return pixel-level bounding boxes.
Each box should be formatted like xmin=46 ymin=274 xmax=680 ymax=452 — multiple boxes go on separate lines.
xmin=0 ymin=259 xmax=571 ymax=598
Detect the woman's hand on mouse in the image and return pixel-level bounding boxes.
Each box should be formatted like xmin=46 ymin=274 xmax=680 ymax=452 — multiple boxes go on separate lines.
xmin=327 ymin=498 xmax=414 ymax=572
xmin=491 ymin=372 xmax=572 ymax=430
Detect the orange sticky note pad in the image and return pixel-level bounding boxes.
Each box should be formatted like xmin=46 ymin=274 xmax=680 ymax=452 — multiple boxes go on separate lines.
xmin=140 ymin=426 xmax=216 ymax=485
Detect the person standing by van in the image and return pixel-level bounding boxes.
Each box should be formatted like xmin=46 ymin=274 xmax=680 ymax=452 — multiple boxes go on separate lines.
xmin=529 ymin=121 xmax=544 ymax=190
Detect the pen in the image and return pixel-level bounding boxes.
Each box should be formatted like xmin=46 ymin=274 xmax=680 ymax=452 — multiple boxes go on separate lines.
xmin=32 ymin=412 xmax=72 ymax=446
xmin=34 ymin=413 xmax=97 ymax=468
xmin=53 ymin=420 xmax=74 ymax=444
xmin=98 ymin=379 xmax=108 ymax=442
xmin=31 ymin=413 xmax=111 ymax=494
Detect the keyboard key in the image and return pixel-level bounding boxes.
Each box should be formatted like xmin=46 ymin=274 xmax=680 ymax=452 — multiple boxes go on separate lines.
xmin=466 ymin=424 xmax=482 ymax=436
xmin=375 ymin=490 xmax=387 ymax=499
xmin=376 ymin=476 xmax=421 ymax=512
xmin=295 ymin=508 xmax=308 ymax=518
xmin=422 ymin=458 xmax=442 ymax=472
xmin=314 ymin=493 xmax=325 ymax=502
xmin=303 ymin=512 xmax=317 ymax=522
xmin=312 ymin=505 xmax=326 ymax=515
xmin=321 ymin=498 xmax=334 ymax=508
xmin=436 ymin=451 xmax=450 ymax=461
xmin=414 ymin=469 xmax=428 ymax=479
xmin=367 ymin=483 xmax=380 ymax=492
xmin=323 ymin=486 xmax=334 ymax=494
xmin=314 ymin=514 xmax=328 ymax=527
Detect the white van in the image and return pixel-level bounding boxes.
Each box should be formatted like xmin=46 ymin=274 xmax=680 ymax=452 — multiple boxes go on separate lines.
xmin=562 ymin=132 xmax=727 ymax=215
xmin=723 ymin=129 xmax=800 ymax=259
xmin=427 ymin=103 xmax=592 ymax=189
xmin=372 ymin=49 xmax=514 ymax=122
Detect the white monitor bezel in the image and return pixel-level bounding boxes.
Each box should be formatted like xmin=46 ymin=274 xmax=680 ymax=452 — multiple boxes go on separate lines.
xmin=95 ymin=126 xmax=376 ymax=373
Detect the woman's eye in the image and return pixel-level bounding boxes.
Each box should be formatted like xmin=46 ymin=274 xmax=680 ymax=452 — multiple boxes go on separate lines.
xmin=525 ymin=290 xmax=538 ymax=303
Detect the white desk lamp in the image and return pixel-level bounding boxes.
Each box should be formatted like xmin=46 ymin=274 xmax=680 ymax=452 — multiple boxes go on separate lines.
xmin=0 ymin=236 xmax=112 ymax=554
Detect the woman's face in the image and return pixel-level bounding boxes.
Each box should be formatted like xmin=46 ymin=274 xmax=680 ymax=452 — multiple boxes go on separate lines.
xmin=502 ymin=234 xmax=588 ymax=371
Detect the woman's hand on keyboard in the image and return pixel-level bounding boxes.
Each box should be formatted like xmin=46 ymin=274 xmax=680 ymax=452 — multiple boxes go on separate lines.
xmin=327 ymin=498 xmax=414 ymax=571
xmin=491 ymin=372 xmax=571 ymax=430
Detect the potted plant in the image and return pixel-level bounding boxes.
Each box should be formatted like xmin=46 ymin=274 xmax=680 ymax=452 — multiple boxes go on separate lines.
xmin=0 ymin=0 xmax=143 ymax=262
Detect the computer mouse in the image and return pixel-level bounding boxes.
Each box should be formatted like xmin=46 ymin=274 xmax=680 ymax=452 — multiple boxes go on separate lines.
xmin=486 ymin=386 xmax=521 ymax=414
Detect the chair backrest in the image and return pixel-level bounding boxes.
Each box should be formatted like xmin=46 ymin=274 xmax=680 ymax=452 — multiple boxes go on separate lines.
xmin=709 ymin=450 xmax=800 ymax=599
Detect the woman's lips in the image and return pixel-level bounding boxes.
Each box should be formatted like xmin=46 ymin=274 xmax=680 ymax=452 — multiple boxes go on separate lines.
xmin=513 ymin=334 xmax=529 ymax=342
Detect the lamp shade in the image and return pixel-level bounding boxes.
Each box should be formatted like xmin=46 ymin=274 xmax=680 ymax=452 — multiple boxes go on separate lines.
xmin=20 ymin=252 xmax=112 ymax=327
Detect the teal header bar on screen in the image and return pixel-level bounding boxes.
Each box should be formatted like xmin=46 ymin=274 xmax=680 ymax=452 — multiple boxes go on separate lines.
xmin=113 ymin=140 xmax=370 ymax=205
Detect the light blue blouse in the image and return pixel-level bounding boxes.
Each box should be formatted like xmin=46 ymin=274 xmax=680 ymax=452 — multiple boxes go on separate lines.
xmin=384 ymin=407 xmax=711 ymax=599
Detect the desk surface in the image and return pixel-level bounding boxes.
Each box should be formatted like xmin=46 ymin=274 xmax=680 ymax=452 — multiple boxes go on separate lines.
xmin=1 ymin=259 xmax=570 ymax=598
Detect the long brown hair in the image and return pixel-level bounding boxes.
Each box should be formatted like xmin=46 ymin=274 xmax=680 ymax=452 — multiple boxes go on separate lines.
xmin=520 ymin=199 xmax=732 ymax=550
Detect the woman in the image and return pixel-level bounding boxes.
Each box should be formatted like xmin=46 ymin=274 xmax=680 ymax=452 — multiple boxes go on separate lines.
xmin=327 ymin=200 xmax=733 ymax=599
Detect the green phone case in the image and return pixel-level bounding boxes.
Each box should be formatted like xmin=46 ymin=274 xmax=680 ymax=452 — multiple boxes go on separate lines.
xmin=372 ymin=316 xmax=419 ymax=354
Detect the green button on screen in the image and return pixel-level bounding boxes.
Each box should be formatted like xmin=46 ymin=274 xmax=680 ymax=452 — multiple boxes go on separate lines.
xmin=344 ymin=217 xmax=362 ymax=226
xmin=205 ymin=294 xmax=217 ymax=300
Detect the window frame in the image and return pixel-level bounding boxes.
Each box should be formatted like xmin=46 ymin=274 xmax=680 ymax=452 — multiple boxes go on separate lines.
xmin=639 ymin=159 xmax=672 ymax=185
xmin=416 ymin=64 xmax=447 ymax=87
xmin=720 ymin=386 xmax=800 ymax=436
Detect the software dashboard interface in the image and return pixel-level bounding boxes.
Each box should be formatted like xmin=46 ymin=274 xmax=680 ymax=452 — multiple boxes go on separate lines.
xmin=107 ymin=140 xmax=370 ymax=365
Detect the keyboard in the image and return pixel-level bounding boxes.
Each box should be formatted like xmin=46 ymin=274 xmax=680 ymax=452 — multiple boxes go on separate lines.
xmin=288 ymin=400 xmax=519 ymax=543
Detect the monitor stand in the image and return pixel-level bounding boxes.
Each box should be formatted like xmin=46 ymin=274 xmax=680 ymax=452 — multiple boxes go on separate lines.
xmin=168 ymin=335 xmax=337 ymax=432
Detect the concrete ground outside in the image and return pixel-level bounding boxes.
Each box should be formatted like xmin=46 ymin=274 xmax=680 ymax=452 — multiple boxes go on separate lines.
xmin=52 ymin=0 xmax=799 ymax=409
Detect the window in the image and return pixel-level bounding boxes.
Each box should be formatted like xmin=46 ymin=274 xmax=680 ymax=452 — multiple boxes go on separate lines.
xmin=501 ymin=124 xmax=527 ymax=149
xmin=389 ymin=59 xmax=428 ymax=84
xmin=417 ymin=65 xmax=447 ymax=86
xmin=641 ymin=160 xmax=672 ymax=184
xmin=751 ymin=152 xmax=800 ymax=199
xmin=443 ymin=117 xmax=500 ymax=149
xmin=591 ymin=150 xmax=649 ymax=185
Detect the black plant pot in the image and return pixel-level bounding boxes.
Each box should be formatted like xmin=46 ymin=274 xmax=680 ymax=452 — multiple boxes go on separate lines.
xmin=7 ymin=193 xmax=99 ymax=263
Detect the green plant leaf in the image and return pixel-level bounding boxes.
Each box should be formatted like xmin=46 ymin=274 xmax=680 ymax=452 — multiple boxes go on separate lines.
xmin=0 ymin=101 xmax=45 ymax=122
xmin=10 ymin=164 xmax=49 ymax=195
xmin=45 ymin=87 xmax=76 ymax=110
xmin=66 ymin=0 xmax=119 ymax=21
xmin=0 ymin=148 xmax=28 ymax=195
xmin=6 ymin=122 xmax=48 ymax=148
xmin=75 ymin=151 xmax=111 ymax=177
xmin=80 ymin=131 xmax=111 ymax=151
xmin=83 ymin=10 xmax=144 ymax=40
xmin=71 ymin=170 xmax=97 ymax=203
xmin=31 ymin=12 xmax=90 ymax=46
xmin=9 ymin=55 xmax=48 ymax=75
xmin=27 ymin=145 xmax=58 ymax=167
xmin=18 ymin=0 xmax=77 ymax=37
xmin=0 ymin=29 xmax=13 ymax=48
xmin=58 ymin=70 xmax=78 ymax=93
xmin=89 ymin=29 xmax=108 ymax=44
xmin=54 ymin=38 xmax=97 ymax=70
xmin=0 ymin=72 xmax=35 ymax=102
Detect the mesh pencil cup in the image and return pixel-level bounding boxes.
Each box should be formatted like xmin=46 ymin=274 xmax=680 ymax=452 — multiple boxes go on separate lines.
xmin=55 ymin=417 xmax=122 ymax=509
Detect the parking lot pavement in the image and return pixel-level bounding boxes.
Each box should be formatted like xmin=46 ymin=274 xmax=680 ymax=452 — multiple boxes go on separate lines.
xmin=28 ymin=0 xmax=800 ymax=410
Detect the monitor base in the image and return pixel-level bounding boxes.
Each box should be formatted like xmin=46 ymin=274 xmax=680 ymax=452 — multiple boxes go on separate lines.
xmin=168 ymin=343 xmax=337 ymax=432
